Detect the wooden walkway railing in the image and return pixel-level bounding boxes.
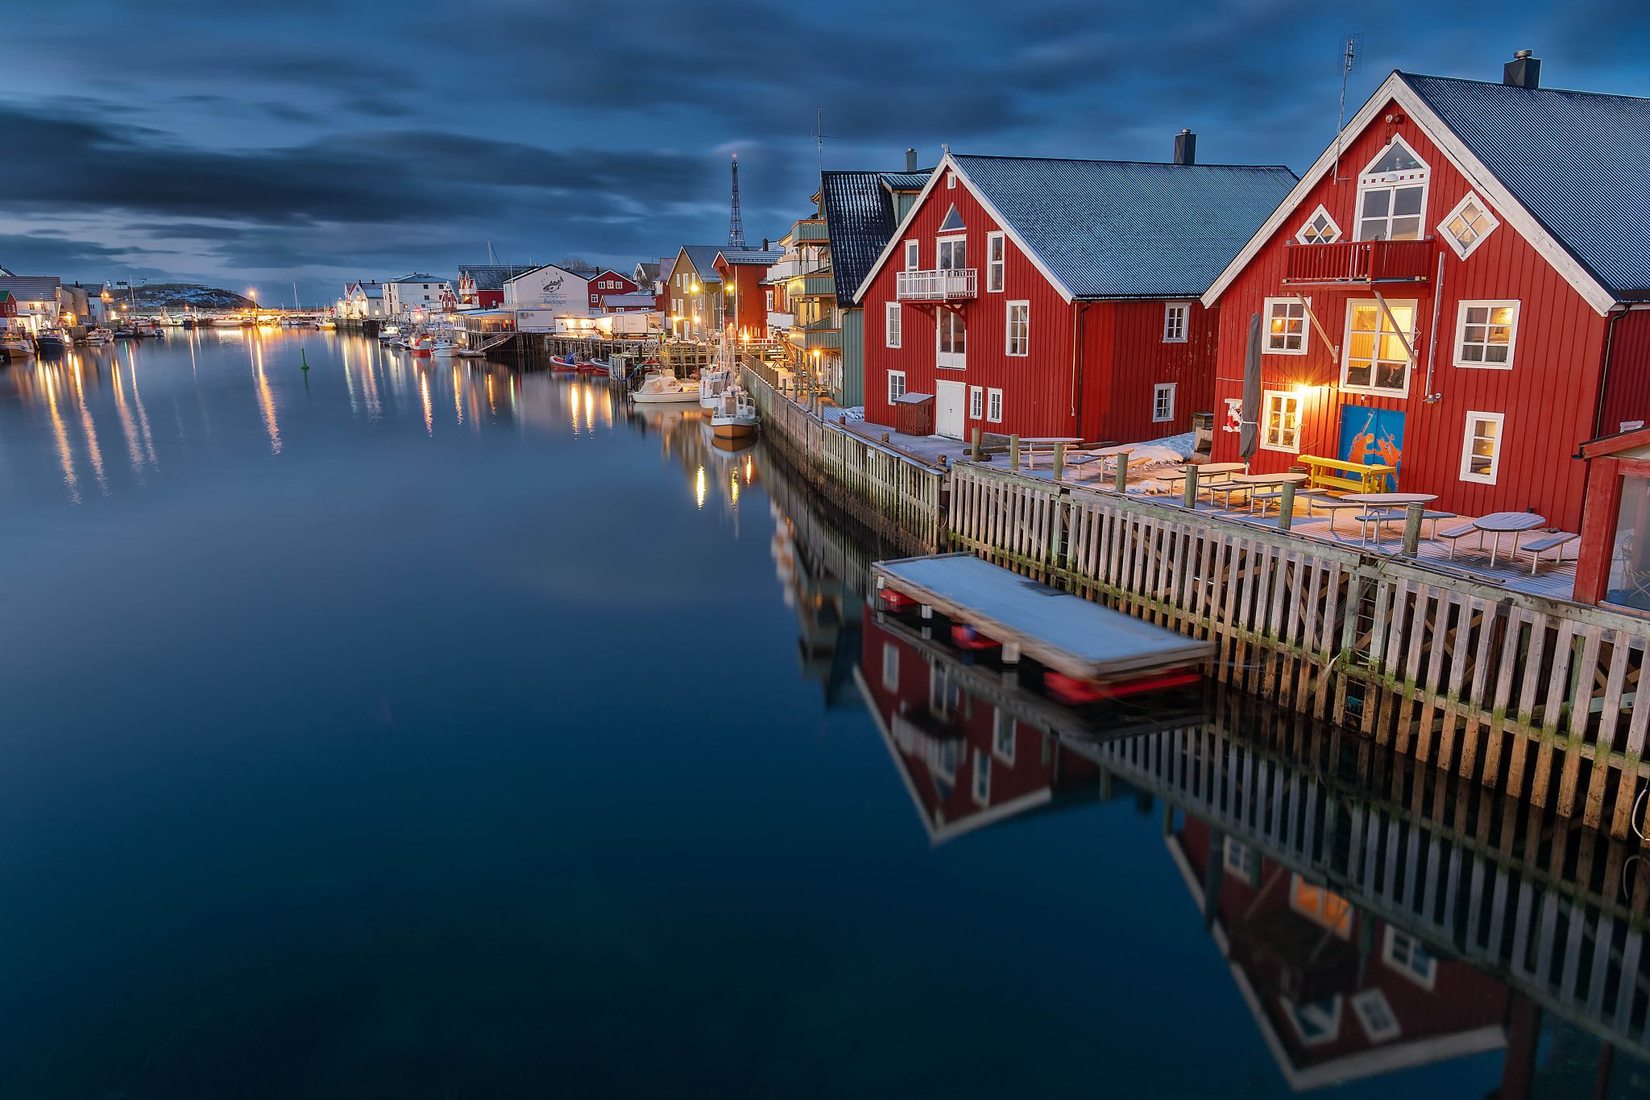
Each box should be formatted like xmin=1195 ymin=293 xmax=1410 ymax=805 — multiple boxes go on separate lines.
xmin=948 ymin=463 xmax=1650 ymax=842
xmin=741 ymin=364 xmax=944 ymax=552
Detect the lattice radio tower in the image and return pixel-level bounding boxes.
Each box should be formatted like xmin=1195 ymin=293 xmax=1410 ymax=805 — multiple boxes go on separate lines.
xmin=727 ymin=154 xmax=747 ymax=249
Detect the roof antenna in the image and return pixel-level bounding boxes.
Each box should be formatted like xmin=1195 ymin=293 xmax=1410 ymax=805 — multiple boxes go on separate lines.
xmin=814 ymin=106 xmax=824 ymax=173
xmin=1333 ymin=34 xmax=1363 ymax=183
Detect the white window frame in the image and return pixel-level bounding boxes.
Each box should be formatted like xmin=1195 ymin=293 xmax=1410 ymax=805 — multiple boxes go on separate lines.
xmin=1281 ymin=995 xmax=1343 ymax=1048
xmin=986 ymin=231 xmax=1005 ymax=293
xmin=904 ymin=240 xmax=919 ymax=271
xmin=1162 ymin=302 xmax=1189 ymax=343
xmin=1222 ymin=837 xmax=1260 ymax=885
xmin=1351 ymin=989 xmax=1401 ymax=1044
xmin=1459 ymin=410 xmax=1505 ymax=485
xmin=1453 ymin=299 xmax=1518 ymax=370
xmin=1383 ymin=927 xmax=1438 ymax=991
xmin=1152 ymin=382 xmax=1176 ymax=423
xmin=1263 ymin=296 xmax=1309 ymax=356
xmin=887 ymin=370 xmax=907 ymax=404
xmin=881 ymin=642 xmax=899 ymax=691
xmin=1295 ymin=204 xmax=1342 ymax=245
xmin=936 ymin=234 xmax=966 ymax=271
xmin=969 ymin=385 xmax=983 ymax=419
xmin=972 ymin=748 xmax=990 ymax=804
xmin=1005 ymin=300 xmax=1029 ymax=357
xmin=936 ymin=311 xmax=965 ymax=370
xmin=885 ymin=301 xmax=902 ymax=349
xmin=765 ymin=289 xmax=774 ymax=312
xmin=1439 ymin=191 xmax=1500 ymax=259
xmin=1354 ymin=136 xmax=1430 ymax=242
xmin=992 ymin=710 xmax=1014 ymax=763
xmin=1262 ymin=390 xmax=1303 ymax=454
xmin=1340 ymin=298 xmax=1417 ymax=396
xmin=946 ymin=170 xmax=956 ymax=190
xmin=986 ymin=388 xmax=1002 ymax=423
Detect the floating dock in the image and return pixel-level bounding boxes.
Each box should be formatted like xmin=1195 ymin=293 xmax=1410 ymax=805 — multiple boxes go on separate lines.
xmin=872 ymin=553 xmax=1215 ymax=680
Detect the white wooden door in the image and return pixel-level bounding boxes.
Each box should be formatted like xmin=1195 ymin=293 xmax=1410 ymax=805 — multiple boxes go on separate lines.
xmin=935 ymin=381 xmax=966 ymax=439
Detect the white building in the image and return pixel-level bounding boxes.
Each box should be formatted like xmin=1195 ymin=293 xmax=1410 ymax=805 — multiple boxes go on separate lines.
xmin=383 ymin=273 xmax=453 ymax=318
xmin=501 ymin=263 xmax=591 ymax=315
xmin=343 ymin=280 xmax=387 ymax=320
xmin=0 ymin=276 xmax=61 ymax=332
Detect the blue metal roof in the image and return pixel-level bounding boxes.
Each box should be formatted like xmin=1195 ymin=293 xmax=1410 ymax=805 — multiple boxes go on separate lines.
xmin=951 ymin=155 xmax=1297 ymax=299
xmin=1401 ymin=73 xmax=1650 ymax=298
xmin=718 ymin=248 xmax=783 ymax=266
xmin=879 ymin=172 xmax=930 ymax=191
xmin=678 ymin=245 xmax=725 ymax=281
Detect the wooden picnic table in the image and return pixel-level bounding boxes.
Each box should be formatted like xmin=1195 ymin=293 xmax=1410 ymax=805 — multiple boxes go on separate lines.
xmin=1299 ymin=455 xmax=1398 ymax=494
xmin=1473 ymin=511 xmax=1546 ymax=567
xmin=1339 ymin=492 xmax=1442 ymax=543
xmin=1226 ymin=471 xmax=1310 ymax=514
xmin=1020 ymin=436 xmax=1084 ymax=469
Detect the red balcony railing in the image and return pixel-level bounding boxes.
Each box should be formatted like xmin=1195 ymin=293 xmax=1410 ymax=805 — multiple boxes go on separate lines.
xmin=1283 ymin=239 xmax=1433 ymax=285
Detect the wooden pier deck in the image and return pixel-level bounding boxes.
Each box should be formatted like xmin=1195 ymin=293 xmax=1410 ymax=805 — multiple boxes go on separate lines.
xmin=873 ymin=553 xmax=1215 ymax=680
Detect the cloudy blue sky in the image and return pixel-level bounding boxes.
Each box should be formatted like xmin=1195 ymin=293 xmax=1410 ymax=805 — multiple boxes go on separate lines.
xmin=1 ymin=0 xmax=1646 ymax=305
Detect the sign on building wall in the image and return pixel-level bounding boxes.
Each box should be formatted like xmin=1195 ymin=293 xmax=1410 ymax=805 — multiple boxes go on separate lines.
xmin=506 ymin=266 xmax=589 ymax=314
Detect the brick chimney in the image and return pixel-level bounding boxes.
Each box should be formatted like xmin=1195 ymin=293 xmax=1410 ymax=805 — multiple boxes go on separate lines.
xmin=1504 ymin=50 xmax=1540 ymax=89
xmin=1173 ymin=129 xmax=1197 ymax=166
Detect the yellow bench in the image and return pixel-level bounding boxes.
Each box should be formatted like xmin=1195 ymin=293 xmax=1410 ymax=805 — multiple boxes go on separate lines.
xmin=1298 ymin=455 xmax=1397 ymax=495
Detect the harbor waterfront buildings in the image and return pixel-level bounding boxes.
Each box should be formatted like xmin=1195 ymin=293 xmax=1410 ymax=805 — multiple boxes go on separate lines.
xmin=1202 ymin=58 xmax=1650 ymax=533
xmin=383 ymin=273 xmax=455 ymax=318
xmin=664 ymin=245 xmax=728 ymax=342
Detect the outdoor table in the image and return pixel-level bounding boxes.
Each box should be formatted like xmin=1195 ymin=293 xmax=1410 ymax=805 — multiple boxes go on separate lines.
xmin=1226 ymin=471 xmax=1309 ymax=514
xmin=1341 ymin=492 xmax=1439 ymax=544
xmin=1020 ymin=437 xmax=1083 ymax=469
xmin=1172 ymin=461 xmax=1246 ymax=504
xmin=1472 ymin=511 xmax=1547 ymax=567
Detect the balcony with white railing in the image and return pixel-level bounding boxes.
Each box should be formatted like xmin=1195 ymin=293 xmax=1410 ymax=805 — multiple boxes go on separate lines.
xmin=896 ymin=268 xmax=977 ymax=302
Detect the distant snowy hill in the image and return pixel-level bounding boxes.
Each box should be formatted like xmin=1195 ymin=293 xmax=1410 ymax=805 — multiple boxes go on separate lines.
xmin=122 ymin=283 xmax=257 ymax=310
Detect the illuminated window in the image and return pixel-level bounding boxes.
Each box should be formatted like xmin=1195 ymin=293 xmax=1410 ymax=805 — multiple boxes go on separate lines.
xmin=1264 ymin=297 xmax=1308 ymax=355
xmin=1356 ymin=137 xmax=1429 ymax=241
xmin=1006 ymin=301 xmax=1029 ymax=356
xmin=1341 ymin=299 xmax=1416 ymax=394
xmin=987 ymin=231 xmax=1006 ymax=292
xmin=1163 ymin=303 xmax=1189 ymax=343
xmin=1290 ymin=874 xmax=1353 ymax=939
xmin=1440 ymin=192 xmax=1499 ymax=259
xmin=1296 ymin=204 xmax=1342 ymax=245
xmin=1153 ymin=383 xmax=1176 ymax=423
xmin=1383 ymin=928 xmax=1437 ymax=990
xmin=1454 ymin=300 xmax=1518 ymax=369
xmin=1263 ymin=391 xmax=1303 ymax=453
xmin=1460 ymin=411 xmax=1504 ymax=484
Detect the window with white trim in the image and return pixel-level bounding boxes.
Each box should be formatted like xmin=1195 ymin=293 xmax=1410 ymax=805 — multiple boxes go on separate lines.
xmin=1355 ymin=137 xmax=1429 ymax=241
xmin=1460 ymin=411 xmax=1504 ymax=484
xmin=1006 ymin=300 xmax=1029 ymax=356
xmin=1296 ymin=204 xmax=1342 ymax=245
xmin=1454 ymin=300 xmax=1518 ymax=369
xmin=1383 ymin=928 xmax=1437 ymax=990
xmin=1163 ymin=303 xmax=1189 ymax=343
xmin=765 ymin=289 xmax=774 ymax=311
xmin=986 ymin=231 xmax=1005 ymax=292
xmin=1222 ymin=837 xmax=1260 ymax=886
xmin=1342 ymin=299 xmax=1417 ymax=394
xmin=992 ymin=710 xmax=1014 ymax=762
xmin=987 ymin=388 xmax=1002 ymax=423
xmin=937 ymin=311 xmax=965 ymax=369
xmin=1282 ymin=996 xmax=1343 ymax=1047
xmin=887 ymin=370 xmax=907 ymax=404
xmin=1263 ymin=390 xmax=1303 ymax=453
xmin=972 ymin=749 xmax=990 ymax=803
xmin=904 ymin=240 xmax=919 ymax=271
xmin=1352 ymin=990 xmax=1401 ymax=1043
xmin=969 ymin=385 xmax=983 ymax=419
xmin=937 ymin=234 xmax=966 ymax=270
xmin=947 ymin=170 xmax=956 ymax=189
xmin=885 ymin=301 xmax=902 ymax=348
xmin=881 ymin=642 xmax=899 ymax=690
xmin=1440 ymin=192 xmax=1499 ymax=259
xmin=1152 ymin=383 xmax=1176 ymax=423
xmin=1264 ymin=297 xmax=1308 ymax=355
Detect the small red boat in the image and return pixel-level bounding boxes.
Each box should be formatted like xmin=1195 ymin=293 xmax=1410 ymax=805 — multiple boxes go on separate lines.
xmin=549 ymin=354 xmax=579 ymax=373
xmin=575 ymin=360 xmax=609 ymax=377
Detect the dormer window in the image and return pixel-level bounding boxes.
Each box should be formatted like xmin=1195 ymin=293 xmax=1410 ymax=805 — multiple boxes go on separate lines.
xmin=1440 ymin=192 xmax=1499 ymax=259
xmin=1296 ymin=205 xmax=1342 ymax=245
xmin=1356 ymin=137 xmax=1429 ymax=241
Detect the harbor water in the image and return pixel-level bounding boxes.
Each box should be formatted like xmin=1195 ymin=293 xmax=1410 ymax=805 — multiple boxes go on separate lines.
xmin=0 ymin=332 xmax=1644 ymax=1097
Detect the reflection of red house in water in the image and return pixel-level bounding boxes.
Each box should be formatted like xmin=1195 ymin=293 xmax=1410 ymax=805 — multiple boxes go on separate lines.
xmin=856 ymin=616 xmax=1105 ymax=842
xmin=1168 ymin=817 xmax=1509 ymax=1089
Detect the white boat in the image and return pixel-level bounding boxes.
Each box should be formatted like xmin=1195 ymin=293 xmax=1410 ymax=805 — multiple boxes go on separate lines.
xmin=710 ymin=386 xmax=759 ymax=440
xmin=431 ymin=339 xmax=458 ymax=358
xmin=1 ymin=332 xmax=34 ymax=358
xmin=699 ymin=367 xmax=731 ymax=409
xmin=377 ymin=324 xmax=402 ymax=342
xmin=455 ymin=347 xmax=487 ymax=359
xmin=83 ymin=327 xmax=114 ymax=346
xmin=633 ymin=368 xmax=702 ymax=405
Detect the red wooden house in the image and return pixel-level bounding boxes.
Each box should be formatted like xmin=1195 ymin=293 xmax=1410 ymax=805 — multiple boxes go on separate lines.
xmin=853 ymin=143 xmax=1295 ymax=441
xmin=713 ymin=247 xmax=783 ymax=341
xmin=1202 ymin=54 xmax=1650 ymax=532
xmin=584 ymin=268 xmax=639 ymax=310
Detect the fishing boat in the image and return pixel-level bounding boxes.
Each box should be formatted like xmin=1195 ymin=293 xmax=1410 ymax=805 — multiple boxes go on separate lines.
xmin=698 ymin=367 xmax=731 ymax=409
xmin=710 ymin=386 xmax=759 ymax=440
xmin=431 ymin=339 xmax=458 ymax=358
xmin=575 ymin=359 xmax=609 ymax=377
xmin=632 ymin=368 xmax=701 ymax=405
xmin=34 ymin=330 xmax=68 ymax=355
xmin=1 ymin=331 xmax=34 ymax=359
xmin=455 ymin=347 xmax=487 ymax=359
xmin=83 ymin=327 xmax=114 ymax=346
xmin=377 ymin=324 xmax=401 ymax=342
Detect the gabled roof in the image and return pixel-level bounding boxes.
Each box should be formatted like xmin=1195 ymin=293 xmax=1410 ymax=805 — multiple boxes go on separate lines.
xmin=0 ymin=275 xmax=62 ymax=301
xmin=676 ymin=245 xmax=725 ymax=281
xmin=503 ymin=263 xmax=589 ymax=286
xmin=1401 ymin=73 xmax=1650 ymax=299
xmin=821 ymin=170 xmax=907 ymax=308
xmin=855 ymin=154 xmax=1296 ymax=303
xmin=458 ymin=264 xmax=538 ymax=291
xmin=879 ymin=172 xmax=930 ymax=192
xmin=387 ymin=272 xmax=446 ymax=284
xmin=1204 ymin=69 xmax=1649 ymax=314
xmin=715 ymin=248 xmax=783 ymax=267
xmin=633 ymin=262 xmax=661 ymax=281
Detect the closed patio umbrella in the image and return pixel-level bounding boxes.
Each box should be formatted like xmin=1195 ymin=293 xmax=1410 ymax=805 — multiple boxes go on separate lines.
xmin=1239 ymin=311 xmax=1262 ymax=463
